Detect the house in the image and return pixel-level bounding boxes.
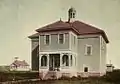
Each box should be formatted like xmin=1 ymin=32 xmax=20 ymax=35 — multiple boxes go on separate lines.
xmin=106 ymin=64 xmax=114 ymax=72
xmin=10 ymin=58 xmax=30 ymax=71
xmin=29 ymin=7 xmax=109 ymax=79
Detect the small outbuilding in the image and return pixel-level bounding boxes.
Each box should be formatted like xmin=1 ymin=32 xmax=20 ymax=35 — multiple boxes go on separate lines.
xmin=10 ymin=58 xmax=30 ymax=71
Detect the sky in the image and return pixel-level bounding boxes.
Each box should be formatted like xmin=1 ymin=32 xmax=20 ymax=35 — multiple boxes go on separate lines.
xmin=0 ymin=0 xmax=120 ymax=68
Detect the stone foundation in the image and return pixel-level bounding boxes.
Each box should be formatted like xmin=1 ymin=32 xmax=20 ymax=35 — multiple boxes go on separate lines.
xmin=39 ymin=71 xmax=105 ymax=80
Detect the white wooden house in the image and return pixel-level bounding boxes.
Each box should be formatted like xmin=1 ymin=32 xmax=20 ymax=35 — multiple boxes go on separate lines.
xmin=29 ymin=7 xmax=109 ymax=79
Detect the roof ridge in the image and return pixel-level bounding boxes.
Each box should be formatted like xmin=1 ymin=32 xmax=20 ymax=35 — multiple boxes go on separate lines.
xmin=69 ymin=22 xmax=81 ymax=34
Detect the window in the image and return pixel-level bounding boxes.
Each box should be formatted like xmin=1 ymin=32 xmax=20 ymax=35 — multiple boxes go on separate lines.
xmin=59 ymin=34 xmax=64 ymax=44
xmin=62 ymin=55 xmax=69 ymax=66
xmin=85 ymin=45 xmax=92 ymax=55
xmin=73 ymin=13 xmax=75 ymax=18
xmin=70 ymin=13 xmax=72 ymax=18
xmin=73 ymin=36 xmax=76 ymax=45
xmin=41 ymin=55 xmax=47 ymax=66
xmin=84 ymin=67 xmax=88 ymax=72
xmin=70 ymin=55 xmax=72 ymax=66
xmin=74 ymin=56 xmax=76 ymax=66
xmin=45 ymin=35 xmax=50 ymax=45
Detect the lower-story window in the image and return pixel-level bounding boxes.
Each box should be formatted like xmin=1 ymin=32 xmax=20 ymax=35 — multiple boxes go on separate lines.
xmin=62 ymin=55 xmax=69 ymax=66
xmin=84 ymin=67 xmax=88 ymax=72
xmin=41 ymin=55 xmax=47 ymax=67
xmin=70 ymin=55 xmax=72 ymax=66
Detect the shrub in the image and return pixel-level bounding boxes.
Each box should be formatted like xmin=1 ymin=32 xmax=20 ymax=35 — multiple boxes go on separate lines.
xmin=70 ymin=76 xmax=79 ymax=80
xmin=104 ymin=69 xmax=120 ymax=83
xmin=77 ymin=75 xmax=82 ymax=79
xmin=51 ymin=74 xmax=57 ymax=79
xmin=0 ymin=71 xmax=39 ymax=82
xmin=58 ymin=75 xmax=71 ymax=80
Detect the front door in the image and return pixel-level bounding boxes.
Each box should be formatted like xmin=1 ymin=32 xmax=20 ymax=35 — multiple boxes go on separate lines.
xmin=49 ymin=54 xmax=60 ymax=71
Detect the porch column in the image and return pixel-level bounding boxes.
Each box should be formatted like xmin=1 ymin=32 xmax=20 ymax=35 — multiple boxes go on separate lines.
xmin=39 ymin=54 xmax=42 ymax=68
xmin=60 ymin=53 xmax=63 ymax=68
xmin=47 ymin=54 xmax=49 ymax=68
xmin=69 ymin=54 xmax=70 ymax=66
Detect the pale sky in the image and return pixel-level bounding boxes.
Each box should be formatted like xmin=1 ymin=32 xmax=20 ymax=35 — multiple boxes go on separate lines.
xmin=0 ymin=0 xmax=120 ymax=68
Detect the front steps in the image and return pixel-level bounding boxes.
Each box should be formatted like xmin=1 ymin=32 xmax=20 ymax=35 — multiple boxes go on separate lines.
xmin=39 ymin=71 xmax=62 ymax=80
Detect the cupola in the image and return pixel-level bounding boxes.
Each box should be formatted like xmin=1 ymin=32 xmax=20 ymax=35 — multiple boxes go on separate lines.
xmin=68 ymin=7 xmax=76 ymax=22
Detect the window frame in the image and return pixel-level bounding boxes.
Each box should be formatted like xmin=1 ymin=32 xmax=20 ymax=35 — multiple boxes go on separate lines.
xmin=70 ymin=55 xmax=72 ymax=66
xmin=58 ymin=34 xmax=65 ymax=44
xmin=73 ymin=36 xmax=76 ymax=45
xmin=84 ymin=67 xmax=88 ymax=72
xmin=73 ymin=13 xmax=75 ymax=18
xmin=44 ymin=34 xmax=51 ymax=45
xmin=70 ymin=13 xmax=72 ymax=18
xmin=41 ymin=55 xmax=47 ymax=67
xmin=62 ymin=55 xmax=69 ymax=66
xmin=85 ymin=44 xmax=92 ymax=56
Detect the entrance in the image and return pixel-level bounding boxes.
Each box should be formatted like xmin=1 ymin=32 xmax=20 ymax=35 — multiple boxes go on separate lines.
xmin=49 ymin=54 xmax=60 ymax=71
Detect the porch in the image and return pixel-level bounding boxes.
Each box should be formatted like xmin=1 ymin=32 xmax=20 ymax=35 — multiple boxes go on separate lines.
xmin=39 ymin=52 xmax=76 ymax=79
xmin=39 ymin=53 xmax=75 ymax=71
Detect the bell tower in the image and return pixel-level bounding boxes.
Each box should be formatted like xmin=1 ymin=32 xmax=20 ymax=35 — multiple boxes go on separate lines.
xmin=68 ymin=7 xmax=76 ymax=22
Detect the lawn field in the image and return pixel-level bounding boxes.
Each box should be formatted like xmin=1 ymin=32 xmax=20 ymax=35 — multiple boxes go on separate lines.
xmin=1 ymin=70 xmax=120 ymax=84
xmin=1 ymin=79 xmax=114 ymax=84
xmin=34 ymin=80 xmax=113 ymax=84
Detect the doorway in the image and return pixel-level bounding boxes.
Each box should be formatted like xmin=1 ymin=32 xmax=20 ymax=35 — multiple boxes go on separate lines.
xmin=49 ymin=54 xmax=60 ymax=71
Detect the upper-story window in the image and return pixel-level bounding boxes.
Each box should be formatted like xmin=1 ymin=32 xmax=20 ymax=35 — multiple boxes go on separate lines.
xmin=85 ymin=45 xmax=92 ymax=55
xmin=58 ymin=34 xmax=64 ymax=44
xmin=45 ymin=35 xmax=50 ymax=45
xmin=73 ymin=36 xmax=76 ymax=45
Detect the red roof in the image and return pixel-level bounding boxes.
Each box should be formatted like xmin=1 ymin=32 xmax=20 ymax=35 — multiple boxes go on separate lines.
xmin=30 ymin=20 xmax=109 ymax=43
xmin=11 ymin=60 xmax=29 ymax=67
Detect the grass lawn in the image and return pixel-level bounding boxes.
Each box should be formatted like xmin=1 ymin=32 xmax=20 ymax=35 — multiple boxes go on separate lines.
xmin=25 ymin=80 xmax=114 ymax=84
